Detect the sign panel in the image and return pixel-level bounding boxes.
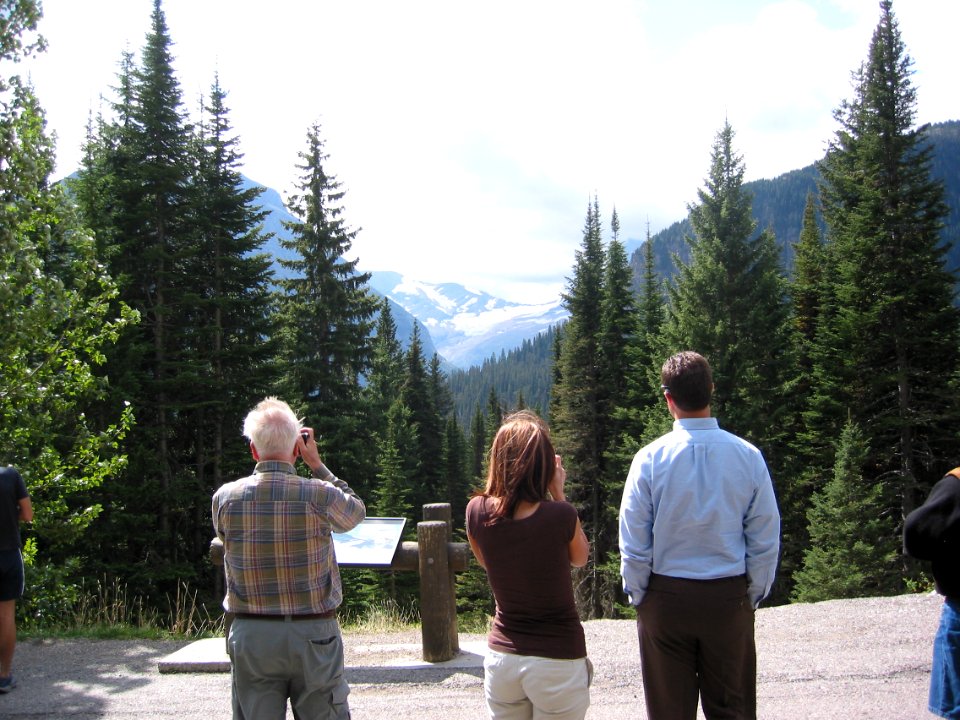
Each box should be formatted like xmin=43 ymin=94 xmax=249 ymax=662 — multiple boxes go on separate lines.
xmin=332 ymin=517 xmax=407 ymax=567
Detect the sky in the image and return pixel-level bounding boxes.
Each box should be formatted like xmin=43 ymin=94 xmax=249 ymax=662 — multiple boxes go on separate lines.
xmin=21 ymin=0 xmax=960 ymax=304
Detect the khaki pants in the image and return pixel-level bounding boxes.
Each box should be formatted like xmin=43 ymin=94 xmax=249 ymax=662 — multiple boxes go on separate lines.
xmin=636 ymin=574 xmax=756 ymax=720
xmin=483 ymin=649 xmax=592 ymax=719
xmin=228 ymin=616 xmax=350 ymax=720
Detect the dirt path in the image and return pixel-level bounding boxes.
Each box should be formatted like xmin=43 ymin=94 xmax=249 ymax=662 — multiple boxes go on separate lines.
xmin=0 ymin=592 xmax=942 ymax=719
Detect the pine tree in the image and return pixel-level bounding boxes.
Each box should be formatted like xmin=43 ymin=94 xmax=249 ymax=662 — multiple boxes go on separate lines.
xmin=468 ymin=404 xmax=487 ymax=484
xmin=126 ymin=0 xmax=196 ymax=562
xmin=372 ymin=400 xmax=416 ymax=523
xmin=664 ymin=121 xmax=791 ymax=455
xmin=625 ymin=227 xmax=671 ymax=450
xmin=72 ymin=50 xmax=138 ymax=263
xmin=366 ymin=298 xmax=406 ymax=439
xmin=596 ymin=211 xmax=640 ymax=614
xmin=775 ymin=192 xmax=829 ymax=600
xmin=792 ymin=419 xmax=898 ymax=602
xmin=599 ymin=210 xmax=638 ymax=443
xmin=484 ymin=387 xmax=504 ymax=448
xmin=396 ymin=325 xmax=444 ymax=512
xmin=427 ymin=354 xmax=469 ymax=524
xmin=275 ymin=122 xmax=377 ymax=494
xmin=441 ymin=417 xmax=470 ymax=534
xmin=187 ymin=73 xmax=276 ymax=557
xmin=638 ymin=226 xmax=665 ymax=361
xmin=429 ymin=354 xmax=454 ymax=426
xmin=70 ymin=0 xmax=202 ymax=589
xmin=791 ymin=194 xmax=825 ymax=371
xmin=811 ymin=0 xmax=960 ymax=578
xmin=367 ymin=380 xmax=420 ymax=601
xmin=660 ymin=122 xmax=794 ymax=602
xmin=551 ymin=197 xmax=608 ymax=618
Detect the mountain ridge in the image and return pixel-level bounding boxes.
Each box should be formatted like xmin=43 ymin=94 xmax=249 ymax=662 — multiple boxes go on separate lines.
xmin=366 ymin=271 xmax=568 ymax=370
xmin=633 ymin=119 xmax=960 ymax=287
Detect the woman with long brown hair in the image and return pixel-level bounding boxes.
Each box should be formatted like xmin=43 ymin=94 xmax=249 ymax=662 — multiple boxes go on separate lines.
xmin=466 ymin=410 xmax=591 ymax=720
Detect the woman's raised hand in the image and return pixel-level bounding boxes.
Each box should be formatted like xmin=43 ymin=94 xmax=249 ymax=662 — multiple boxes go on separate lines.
xmin=549 ymin=455 xmax=566 ymax=502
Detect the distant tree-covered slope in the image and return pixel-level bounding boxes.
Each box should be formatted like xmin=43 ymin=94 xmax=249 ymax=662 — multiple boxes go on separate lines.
xmin=927 ymin=121 xmax=960 ymax=269
xmin=633 ymin=119 xmax=960 ymax=285
xmin=448 ymin=325 xmax=558 ymax=425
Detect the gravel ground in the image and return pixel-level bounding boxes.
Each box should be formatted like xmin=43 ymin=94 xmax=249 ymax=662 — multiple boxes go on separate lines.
xmin=0 ymin=591 xmax=942 ymax=719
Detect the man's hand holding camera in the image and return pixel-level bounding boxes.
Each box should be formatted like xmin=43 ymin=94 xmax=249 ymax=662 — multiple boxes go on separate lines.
xmin=297 ymin=427 xmax=324 ymax=476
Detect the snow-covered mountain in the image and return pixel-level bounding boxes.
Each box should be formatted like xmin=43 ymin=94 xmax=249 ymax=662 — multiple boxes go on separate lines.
xmin=367 ymin=271 xmax=568 ymax=369
xmin=243 ymin=177 xmax=567 ymax=369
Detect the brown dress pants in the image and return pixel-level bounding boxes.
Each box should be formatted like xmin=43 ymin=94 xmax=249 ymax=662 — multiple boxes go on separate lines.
xmin=636 ymin=573 xmax=756 ymax=720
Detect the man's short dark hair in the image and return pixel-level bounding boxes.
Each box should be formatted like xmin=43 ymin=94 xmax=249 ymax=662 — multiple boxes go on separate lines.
xmin=661 ymin=351 xmax=713 ymax=411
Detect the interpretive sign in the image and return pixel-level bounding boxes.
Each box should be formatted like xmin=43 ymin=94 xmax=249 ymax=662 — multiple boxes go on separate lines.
xmin=332 ymin=517 xmax=407 ymax=566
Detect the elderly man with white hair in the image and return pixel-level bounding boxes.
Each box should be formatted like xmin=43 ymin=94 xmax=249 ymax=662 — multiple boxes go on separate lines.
xmin=213 ymin=397 xmax=366 ymax=720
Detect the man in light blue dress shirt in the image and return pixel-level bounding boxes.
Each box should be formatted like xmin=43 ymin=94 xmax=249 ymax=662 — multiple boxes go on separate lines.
xmin=619 ymin=351 xmax=780 ymax=720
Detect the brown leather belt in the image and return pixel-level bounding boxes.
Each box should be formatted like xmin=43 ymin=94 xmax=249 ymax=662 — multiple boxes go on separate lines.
xmin=233 ymin=610 xmax=336 ymax=621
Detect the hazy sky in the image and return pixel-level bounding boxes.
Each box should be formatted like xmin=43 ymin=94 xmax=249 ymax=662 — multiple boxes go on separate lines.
xmin=23 ymin=0 xmax=960 ymax=304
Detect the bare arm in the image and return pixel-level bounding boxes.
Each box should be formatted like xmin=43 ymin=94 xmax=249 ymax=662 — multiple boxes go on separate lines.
xmin=549 ymin=455 xmax=590 ymax=567
xmin=467 ymin=532 xmax=486 ymax=569
xmin=568 ymin=517 xmax=590 ymax=568
xmin=18 ymin=496 xmax=33 ymax=523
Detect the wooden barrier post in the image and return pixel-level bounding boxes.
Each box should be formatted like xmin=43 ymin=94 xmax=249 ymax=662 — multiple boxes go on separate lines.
xmin=422 ymin=503 xmax=459 ymax=660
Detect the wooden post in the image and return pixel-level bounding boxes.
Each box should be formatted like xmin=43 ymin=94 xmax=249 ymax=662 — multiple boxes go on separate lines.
xmin=422 ymin=503 xmax=453 ymax=537
xmin=418 ymin=519 xmax=459 ymax=662
xmin=422 ymin=503 xmax=459 ymax=658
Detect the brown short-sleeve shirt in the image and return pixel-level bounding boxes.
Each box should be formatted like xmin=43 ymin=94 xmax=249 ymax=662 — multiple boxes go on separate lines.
xmin=466 ymin=495 xmax=586 ymax=659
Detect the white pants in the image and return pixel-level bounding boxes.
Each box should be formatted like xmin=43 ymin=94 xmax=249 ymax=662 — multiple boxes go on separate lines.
xmin=483 ymin=649 xmax=592 ymax=720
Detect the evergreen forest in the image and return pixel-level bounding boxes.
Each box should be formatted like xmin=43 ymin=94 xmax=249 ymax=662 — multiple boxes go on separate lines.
xmin=2 ymin=0 xmax=957 ymax=630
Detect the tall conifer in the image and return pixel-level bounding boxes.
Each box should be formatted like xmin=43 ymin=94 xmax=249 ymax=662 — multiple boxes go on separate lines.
xmin=188 ymin=74 xmax=276 ymax=556
xmin=366 ymin=299 xmax=406 ymax=437
xmin=468 ymin=404 xmax=488 ymax=483
xmin=397 ymin=325 xmax=443 ymax=511
xmin=624 ymin=228 xmax=671 ymax=450
xmin=552 ymin=197 xmax=607 ymax=618
xmin=72 ymin=0 xmax=201 ymax=586
xmin=664 ymin=121 xmax=791 ymax=455
xmin=776 ymin=193 xmax=829 ymax=599
xmin=275 ymin=122 xmax=377 ymax=493
xmin=596 ymin=212 xmax=640 ymax=613
xmin=812 ymin=0 xmax=960 ymax=587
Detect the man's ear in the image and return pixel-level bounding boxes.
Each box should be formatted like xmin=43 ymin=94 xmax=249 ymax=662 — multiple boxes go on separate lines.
xmin=664 ymin=392 xmax=680 ymax=419
xmin=250 ymin=441 xmax=260 ymax=461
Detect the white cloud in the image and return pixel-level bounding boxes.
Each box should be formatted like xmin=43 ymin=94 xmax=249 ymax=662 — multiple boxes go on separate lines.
xmin=22 ymin=0 xmax=960 ymax=304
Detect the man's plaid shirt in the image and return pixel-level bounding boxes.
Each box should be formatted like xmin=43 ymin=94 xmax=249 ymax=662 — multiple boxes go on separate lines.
xmin=212 ymin=460 xmax=366 ymax=615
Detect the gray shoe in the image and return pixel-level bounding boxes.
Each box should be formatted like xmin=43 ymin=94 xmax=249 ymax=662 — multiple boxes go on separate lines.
xmin=0 ymin=675 xmax=16 ymax=693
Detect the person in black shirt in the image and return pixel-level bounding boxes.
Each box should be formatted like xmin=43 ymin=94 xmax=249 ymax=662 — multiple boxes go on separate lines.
xmin=904 ymin=467 xmax=960 ymax=719
xmin=0 ymin=465 xmax=32 ymax=693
